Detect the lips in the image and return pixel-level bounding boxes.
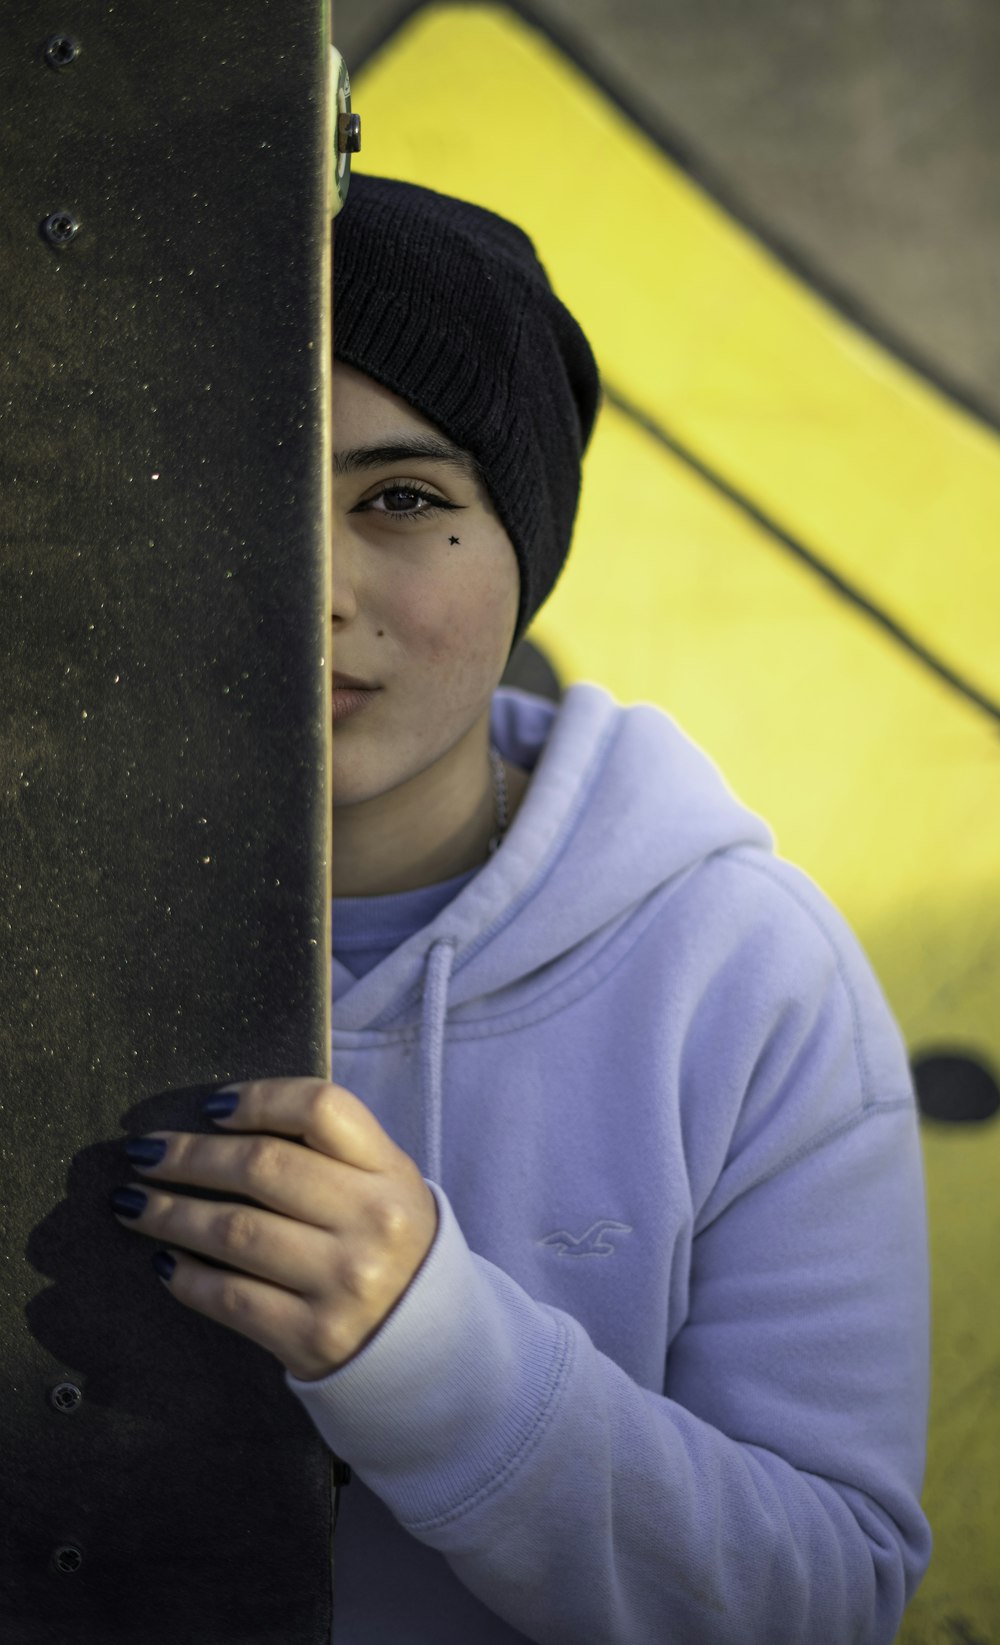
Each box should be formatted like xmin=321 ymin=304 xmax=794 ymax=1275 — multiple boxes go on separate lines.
xmin=332 ymin=672 xmax=380 ymax=690
xmin=332 ymin=681 xmax=381 ymax=723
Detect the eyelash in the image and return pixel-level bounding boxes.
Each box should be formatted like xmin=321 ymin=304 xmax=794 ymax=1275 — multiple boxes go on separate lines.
xmin=355 ymin=483 xmax=458 ymax=523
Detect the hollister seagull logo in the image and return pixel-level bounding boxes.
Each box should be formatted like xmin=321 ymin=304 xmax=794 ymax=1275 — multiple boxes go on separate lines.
xmin=539 ymin=1220 xmax=632 ymax=1256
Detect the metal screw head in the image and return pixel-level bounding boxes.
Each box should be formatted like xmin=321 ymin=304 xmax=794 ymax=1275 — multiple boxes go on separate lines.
xmin=49 ymin=1381 xmax=83 ymax=1414
xmin=44 ymin=34 xmax=81 ymax=69
xmin=52 ymin=1544 xmax=84 ymax=1573
xmin=338 ymin=112 xmax=362 ymax=154
xmin=42 ymin=211 xmax=81 ymax=247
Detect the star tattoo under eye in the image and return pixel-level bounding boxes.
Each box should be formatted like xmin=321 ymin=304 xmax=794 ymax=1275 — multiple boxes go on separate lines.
xmin=449 ymin=535 xmax=460 ymax=545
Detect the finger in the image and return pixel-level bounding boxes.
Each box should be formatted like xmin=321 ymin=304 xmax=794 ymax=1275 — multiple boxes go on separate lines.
xmin=153 ymin=1244 xmax=327 ymax=1377
xmin=115 ymin=1182 xmax=334 ymax=1293
xmin=125 ymin=1130 xmax=363 ymax=1231
xmin=207 ymin=1079 xmax=398 ymax=1172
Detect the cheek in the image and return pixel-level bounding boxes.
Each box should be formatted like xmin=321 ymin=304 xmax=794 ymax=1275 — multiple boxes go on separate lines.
xmin=389 ymin=558 xmax=514 ymax=670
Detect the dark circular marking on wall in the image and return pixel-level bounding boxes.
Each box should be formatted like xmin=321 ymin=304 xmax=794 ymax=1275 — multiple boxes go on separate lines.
xmin=911 ymin=1050 xmax=1000 ymax=1124
xmin=942 ymin=1610 xmax=991 ymax=1645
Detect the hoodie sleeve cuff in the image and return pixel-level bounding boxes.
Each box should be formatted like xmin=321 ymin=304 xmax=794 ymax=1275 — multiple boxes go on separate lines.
xmin=284 ymin=1179 xmax=571 ymax=1527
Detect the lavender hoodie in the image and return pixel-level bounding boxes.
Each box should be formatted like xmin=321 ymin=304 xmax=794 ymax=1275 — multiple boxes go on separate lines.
xmin=289 ymin=681 xmax=932 ymax=1644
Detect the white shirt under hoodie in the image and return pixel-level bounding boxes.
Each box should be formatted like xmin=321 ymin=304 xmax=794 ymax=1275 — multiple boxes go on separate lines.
xmin=286 ymin=680 xmax=933 ymax=1644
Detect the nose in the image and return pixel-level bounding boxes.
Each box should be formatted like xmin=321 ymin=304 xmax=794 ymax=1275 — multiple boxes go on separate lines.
xmin=331 ymin=514 xmax=362 ymax=624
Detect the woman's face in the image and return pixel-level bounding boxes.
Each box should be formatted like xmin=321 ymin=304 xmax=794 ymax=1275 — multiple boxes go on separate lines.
xmin=332 ymin=362 xmax=520 ymax=815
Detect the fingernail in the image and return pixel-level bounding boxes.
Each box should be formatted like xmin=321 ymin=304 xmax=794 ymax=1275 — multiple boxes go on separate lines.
xmin=110 ymin=1186 xmax=147 ymax=1219
xmin=202 ymin=1090 xmax=239 ymax=1119
xmin=123 ymin=1137 xmax=167 ymax=1167
xmin=152 ymin=1250 xmax=176 ymax=1281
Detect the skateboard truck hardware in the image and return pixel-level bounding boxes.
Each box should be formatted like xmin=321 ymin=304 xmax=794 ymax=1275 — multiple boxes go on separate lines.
xmin=332 ymin=45 xmax=360 ymax=218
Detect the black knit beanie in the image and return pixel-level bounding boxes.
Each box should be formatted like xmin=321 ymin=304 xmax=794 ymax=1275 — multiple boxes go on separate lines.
xmin=332 ymin=172 xmax=602 ymax=660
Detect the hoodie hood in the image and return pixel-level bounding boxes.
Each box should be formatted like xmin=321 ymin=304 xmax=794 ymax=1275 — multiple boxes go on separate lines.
xmin=332 ymin=680 xmax=775 ymax=1183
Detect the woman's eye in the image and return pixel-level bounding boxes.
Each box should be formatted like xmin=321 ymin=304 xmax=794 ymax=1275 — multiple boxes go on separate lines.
xmin=356 ymin=484 xmax=455 ymax=522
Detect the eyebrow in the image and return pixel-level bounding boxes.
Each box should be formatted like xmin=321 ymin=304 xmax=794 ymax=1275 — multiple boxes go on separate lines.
xmin=333 ymin=437 xmax=477 ymax=479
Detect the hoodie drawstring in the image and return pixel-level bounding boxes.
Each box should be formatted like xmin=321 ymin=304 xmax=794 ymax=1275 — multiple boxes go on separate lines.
xmin=420 ymin=939 xmax=458 ymax=1185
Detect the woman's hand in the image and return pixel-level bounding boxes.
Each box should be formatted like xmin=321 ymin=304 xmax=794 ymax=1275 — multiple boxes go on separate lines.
xmin=111 ymin=1079 xmax=439 ymax=1381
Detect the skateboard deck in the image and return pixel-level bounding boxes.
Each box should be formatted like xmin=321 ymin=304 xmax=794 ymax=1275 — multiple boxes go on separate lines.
xmin=0 ymin=5 xmax=348 ymax=1636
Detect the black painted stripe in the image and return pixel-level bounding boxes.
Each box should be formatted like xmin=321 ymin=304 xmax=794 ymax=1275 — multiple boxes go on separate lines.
xmin=603 ymin=381 xmax=1000 ymax=730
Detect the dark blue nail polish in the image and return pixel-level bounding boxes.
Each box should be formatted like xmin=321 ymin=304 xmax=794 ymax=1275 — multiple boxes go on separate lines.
xmin=152 ymin=1250 xmax=176 ymax=1281
xmin=110 ymin=1186 xmax=147 ymax=1218
xmin=202 ymin=1090 xmax=239 ymax=1119
xmin=124 ymin=1136 xmax=167 ymax=1167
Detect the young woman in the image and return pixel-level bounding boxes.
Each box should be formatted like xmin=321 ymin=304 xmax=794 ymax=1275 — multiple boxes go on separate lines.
xmin=115 ymin=173 xmax=932 ymax=1642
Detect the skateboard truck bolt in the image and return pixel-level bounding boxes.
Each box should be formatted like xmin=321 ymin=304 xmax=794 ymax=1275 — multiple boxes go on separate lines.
xmin=42 ymin=210 xmax=81 ymax=248
xmin=44 ymin=34 xmax=81 ymax=70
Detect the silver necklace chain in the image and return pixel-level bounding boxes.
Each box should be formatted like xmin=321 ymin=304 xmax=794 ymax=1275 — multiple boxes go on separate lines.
xmin=487 ymin=745 xmax=509 ymax=857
